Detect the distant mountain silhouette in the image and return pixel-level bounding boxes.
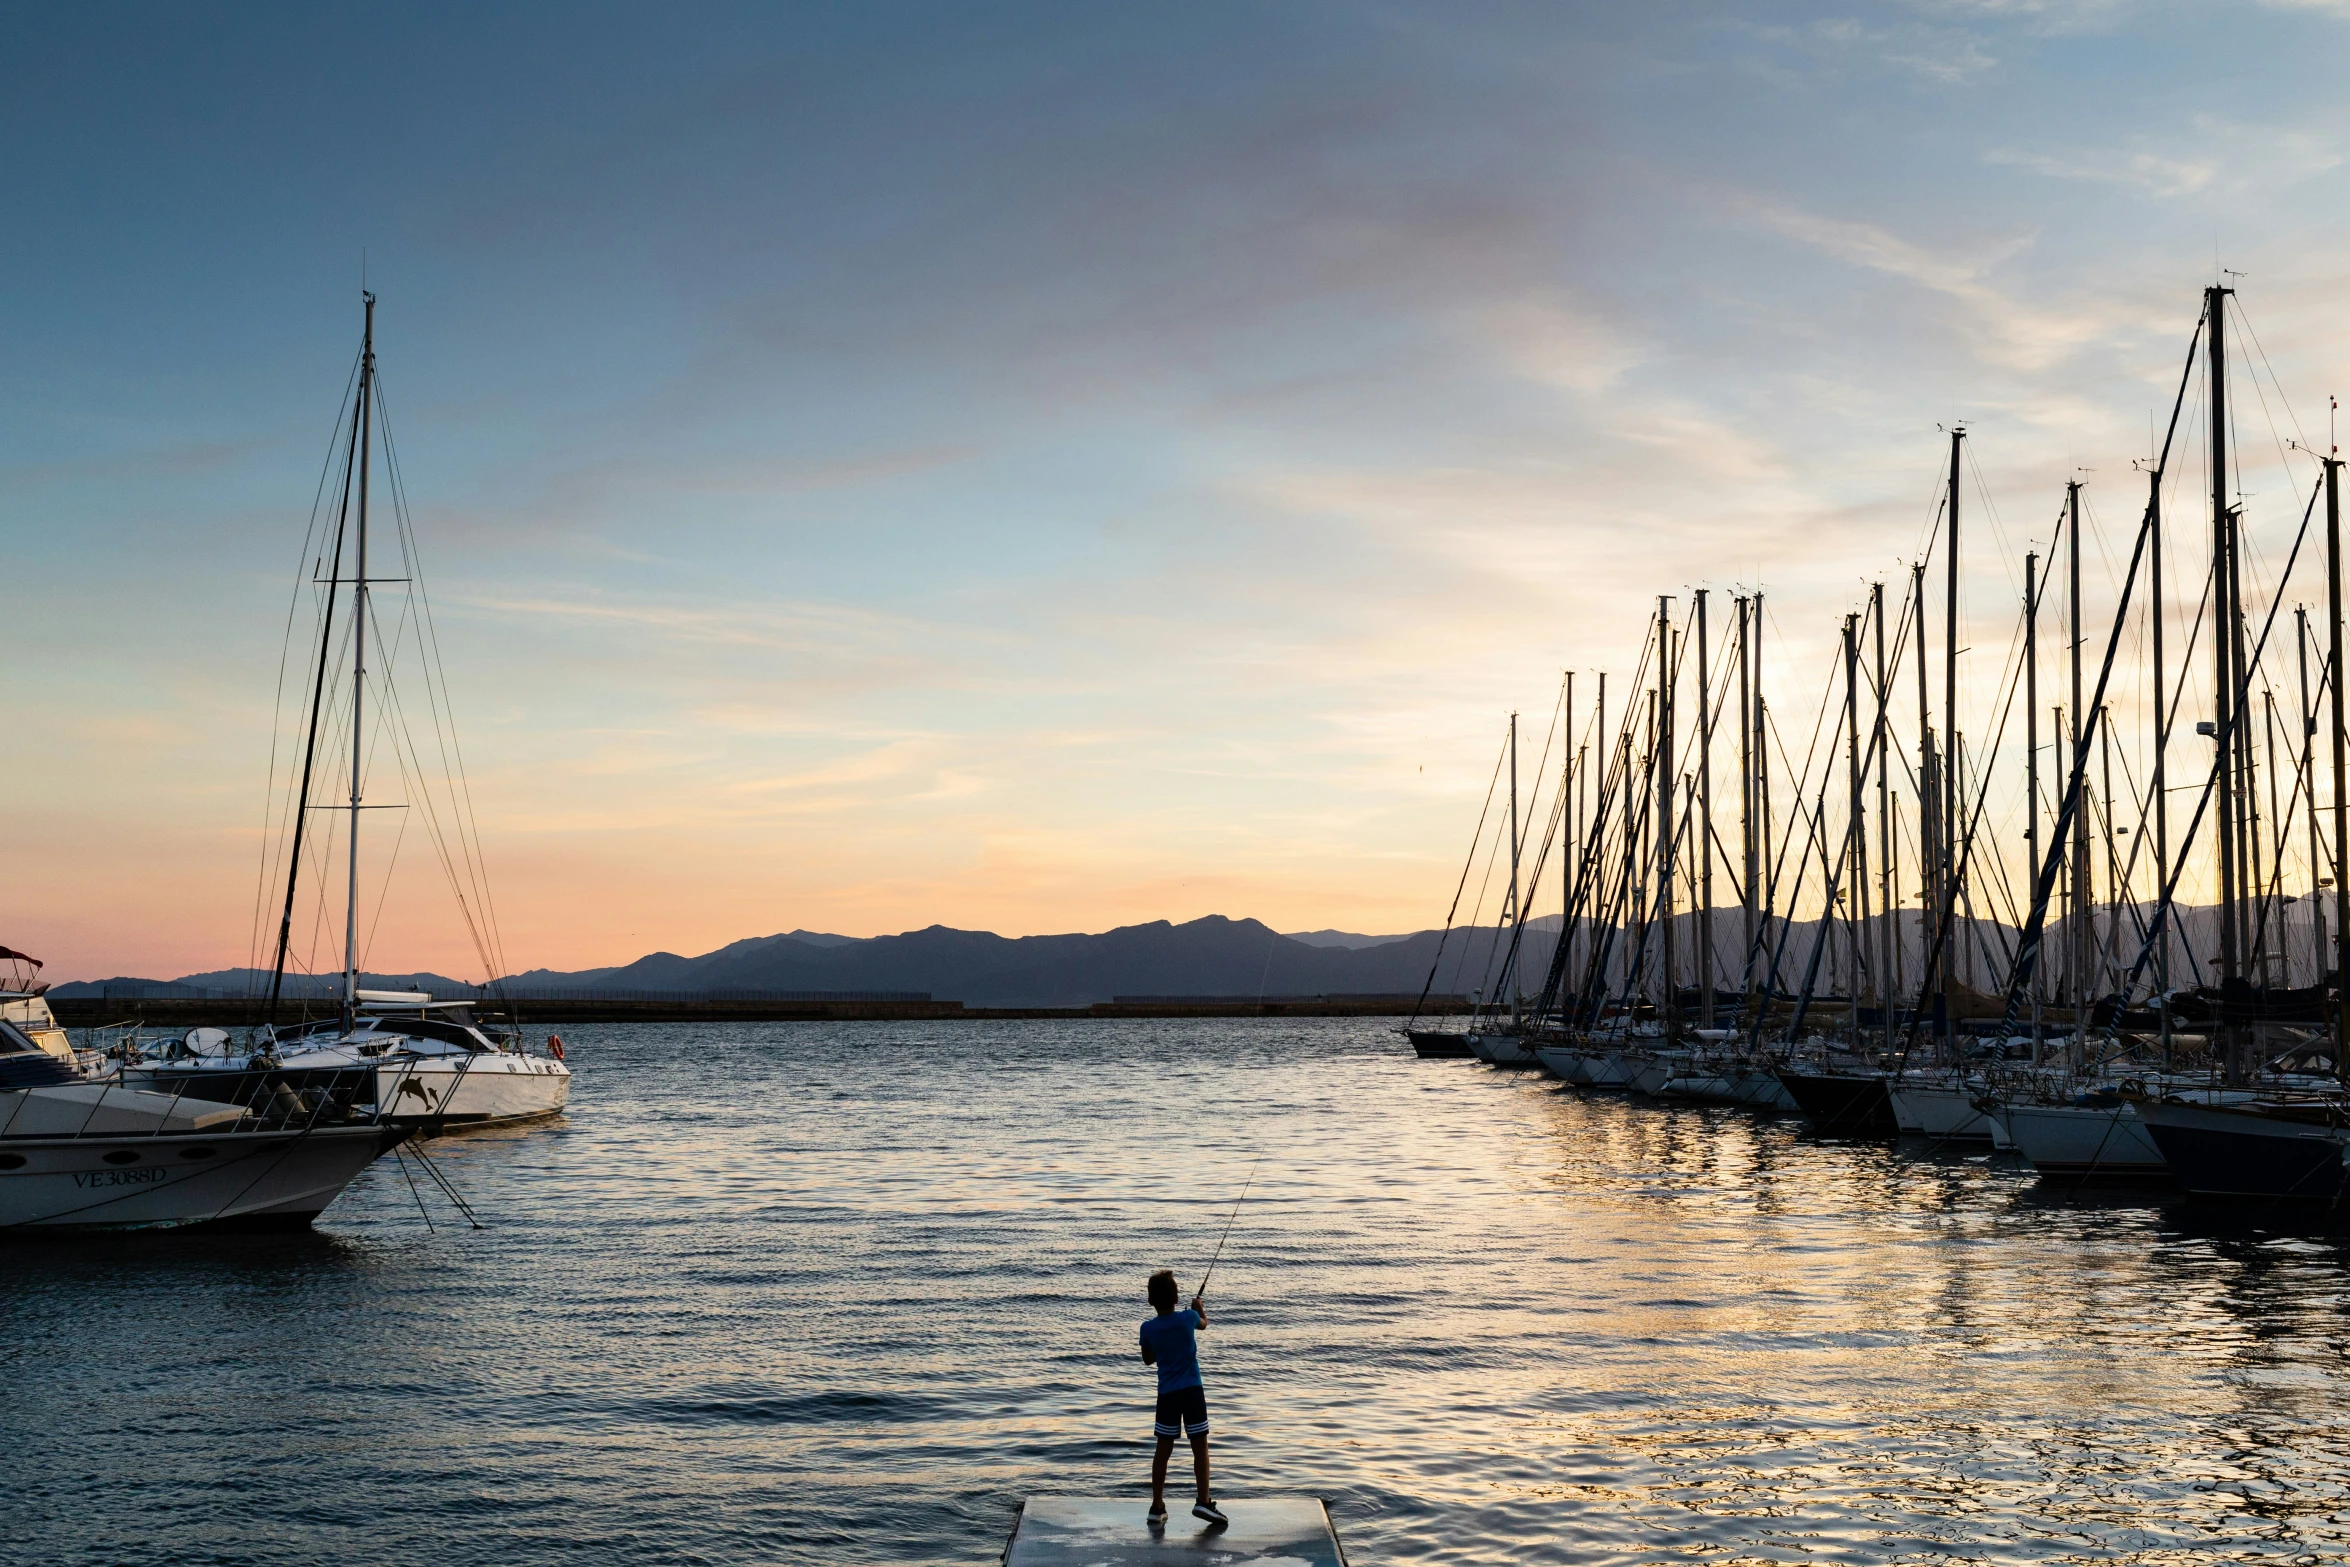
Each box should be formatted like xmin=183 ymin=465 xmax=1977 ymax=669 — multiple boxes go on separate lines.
xmin=51 ymin=968 xmax=480 ymax=1000
xmin=495 ymin=916 xmax=1535 ymax=1007
xmin=69 ymin=896 xmax=2274 ymax=1009
xmin=1283 ymin=928 xmax=1413 ymax=949
xmin=53 ymin=917 xmax=1541 ymax=1008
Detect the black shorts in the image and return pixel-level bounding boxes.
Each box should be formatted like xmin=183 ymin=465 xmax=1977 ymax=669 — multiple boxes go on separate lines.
xmin=1153 ymin=1385 xmax=1209 ymax=1439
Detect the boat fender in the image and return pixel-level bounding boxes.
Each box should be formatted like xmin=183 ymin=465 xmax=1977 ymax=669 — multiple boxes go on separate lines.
xmin=547 ymin=1034 xmax=565 ymax=1061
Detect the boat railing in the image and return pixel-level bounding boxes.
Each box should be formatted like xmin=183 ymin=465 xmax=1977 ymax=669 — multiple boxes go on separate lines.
xmin=0 ymin=1057 xmax=407 ymax=1139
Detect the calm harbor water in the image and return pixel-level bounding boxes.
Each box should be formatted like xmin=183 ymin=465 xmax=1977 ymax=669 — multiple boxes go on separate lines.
xmin=9 ymin=1018 xmax=2350 ymax=1565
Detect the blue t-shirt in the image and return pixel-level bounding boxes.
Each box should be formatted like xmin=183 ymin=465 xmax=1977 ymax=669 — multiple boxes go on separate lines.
xmin=1140 ymin=1308 xmax=1204 ymax=1393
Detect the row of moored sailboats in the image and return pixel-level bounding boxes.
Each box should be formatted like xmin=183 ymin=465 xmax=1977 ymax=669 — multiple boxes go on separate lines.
xmin=1410 ymin=283 xmax=2350 ymax=1202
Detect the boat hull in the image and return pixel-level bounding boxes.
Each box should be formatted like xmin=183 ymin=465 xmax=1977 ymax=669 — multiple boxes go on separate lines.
xmin=135 ymin=1056 xmax=569 ymax=1133
xmin=1576 ymin=1050 xmax=1637 ymax=1088
xmin=1533 ymin=1045 xmax=1592 ymax=1083
xmin=1655 ymin=1070 xmax=1745 ymax=1104
xmin=1658 ymin=1064 xmax=1797 ymax=1110
xmin=1993 ymin=1101 xmax=2166 ymax=1175
xmin=2134 ymin=1099 xmax=2350 ymax=1200
xmin=376 ymin=1056 xmax=571 ymax=1130
xmin=1626 ymin=1053 xmax=1675 ymax=1096
xmin=1888 ymin=1082 xmax=1993 ymax=1142
xmin=1467 ymin=1033 xmax=1542 ymax=1068
xmin=1408 ymin=1031 xmax=1473 ymax=1059
xmin=0 ymin=1123 xmax=406 ymax=1232
xmin=1776 ymin=1069 xmax=1897 ymax=1137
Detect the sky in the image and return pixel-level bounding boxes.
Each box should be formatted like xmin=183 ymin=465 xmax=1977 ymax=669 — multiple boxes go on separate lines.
xmin=10 ymin=1 xmax=2350 ymax=984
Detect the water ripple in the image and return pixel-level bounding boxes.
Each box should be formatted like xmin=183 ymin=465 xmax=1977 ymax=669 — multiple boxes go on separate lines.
xmin=8 ymin=1018 xmax=2350 ymax=1563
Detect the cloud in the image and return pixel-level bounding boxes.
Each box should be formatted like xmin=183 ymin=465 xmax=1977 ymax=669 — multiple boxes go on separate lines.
xmin=1987 ymin=112 xmax=2346 ymax=201
xmin=451 ymin=590 xmax=953 ymax=660
xmin=1984 ymin=144 xmax=2217 ymax=197
xmin=1722 ymin=191 xmax=2162 ymax=372
xmin=1805 ymin=16 xmax=1999 ymax=83
xmin=1473 ymin=293 xmax=1647 ymax=397
xmin=1917 ymin=0 xmax=2131 ymax=26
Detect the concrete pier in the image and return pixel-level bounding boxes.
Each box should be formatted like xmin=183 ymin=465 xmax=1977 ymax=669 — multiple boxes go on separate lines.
xmin=1002 ymin=1497 xmax=1347 ymax=1566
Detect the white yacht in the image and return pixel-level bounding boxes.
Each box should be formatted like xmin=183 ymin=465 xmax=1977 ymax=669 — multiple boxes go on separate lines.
xmin=127 ymin=992 xmax=570 ymax=1132
xmin=1 ymin=945 xmax=83 ymax=1069
xmin=1 ymin=964 xmax=405 ymax=1232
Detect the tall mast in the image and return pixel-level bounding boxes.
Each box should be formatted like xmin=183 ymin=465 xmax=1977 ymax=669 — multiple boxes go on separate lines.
xmin=1755 ymin=591 xmax=1771 ymax=1018
xmin=2101 ymin=702 xmax=2123 ymax=994
xmin=1570 ymin=726 xmax=1587 ymax=1001
xmin=2233 ymin=491 xmax=2259 ymax=985
xmin=2058 ymin=704 xmax=2077 ymax=1047
xmin=2259 ymin=690 xmax=2281 ymax=977
xmin=1955 ymin=730 xmax=1972 ymax=993
xmin=1657 ymin=597 xmax=1677 ymax=1038
xmin=2150 ymin=464 xmax=2169 ymax=994
xmin=2209 ymin=283 xmax=2240 ymax=995
xmin=1563 ymin=671 xmax=1575 ymax=1007
xmin=1573 ymin=737 xmax=1588 ymax=995
xmin=2325 ymin=440 xmax=2347 ymax=1073
xmin=2024 ymin=549 xmax=2042 ymax=1054
xmin=263 ymin=352 xmax=361 ymax=1032
xmin=2299 ymin=611 xmax=2318 ymax=984
xmin=1738 ymin=595 xmax=1755 ymax=1012
xmin=2069 ymin=478 xmax=2090 ymax=1011
xmin=1913 ymin=560 xmax=1936 ymax=1037
xmin=343 ymin=290 xmax=376 ymax=1035
xmin=1945 ymin=427 xmax=1963 ymax=1012
xmin=1843 ymin=611 xmax=1864 ymax=1042
xmin=1696 ymin=589 xmax=1714 ymax=1027
xmin=1873 ymin=582 xmax=1893 ymax=1051
xmin=1631 ymin=690 xmax=1651 ymax=1012
xmin=1508 ymin=708 xmax=1520 ymax=1024
xmin=1595 ymin=672 xmax=1608 ymax=1016
xmin=2250 ymin=684 xmax=2270 ymax=978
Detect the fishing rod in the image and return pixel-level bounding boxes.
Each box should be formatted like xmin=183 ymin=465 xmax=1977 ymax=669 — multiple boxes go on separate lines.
xmin=1195 ymin=1153 xmax=1262 ymax=1303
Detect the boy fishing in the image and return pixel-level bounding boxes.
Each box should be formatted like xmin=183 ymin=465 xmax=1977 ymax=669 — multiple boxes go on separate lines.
xmin=1139 ymin=1269 xmax=1225 ymax=1527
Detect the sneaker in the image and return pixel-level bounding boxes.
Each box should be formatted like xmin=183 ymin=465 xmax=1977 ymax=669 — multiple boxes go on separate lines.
xmin=1147 ymin=1499 xmax=1167 ymax=1525
xmin=1192 ymin=1499 xmax=1228 ymax=1527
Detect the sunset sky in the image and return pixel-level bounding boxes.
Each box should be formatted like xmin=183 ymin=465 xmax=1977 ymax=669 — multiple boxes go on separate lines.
xmin=11 ymin=3 xmax=2350 ymax=983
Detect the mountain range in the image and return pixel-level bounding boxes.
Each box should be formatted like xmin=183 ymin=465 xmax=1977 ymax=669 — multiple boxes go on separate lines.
xmin=54 ymin=915 xmax=1543 ymax=1008
xmin=59 ymin=898 xmax=2293 ymax=1009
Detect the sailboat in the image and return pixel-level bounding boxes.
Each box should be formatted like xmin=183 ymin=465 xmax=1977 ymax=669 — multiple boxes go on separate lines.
xmin=122 ymin=293 xmax=570 ymax=1133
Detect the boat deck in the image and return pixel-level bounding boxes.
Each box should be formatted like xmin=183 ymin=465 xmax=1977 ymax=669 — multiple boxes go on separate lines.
xmin=1002 ymin=1497 xmax=1347 ymax=1565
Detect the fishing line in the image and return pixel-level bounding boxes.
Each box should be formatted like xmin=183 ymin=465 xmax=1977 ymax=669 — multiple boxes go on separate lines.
xmin=1195 ymin=1152 xmax=1262 ymax=1303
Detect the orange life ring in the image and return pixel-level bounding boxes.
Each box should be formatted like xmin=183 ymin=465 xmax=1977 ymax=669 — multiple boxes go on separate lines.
xmin=547 ymin=1034 xmax=566 ymax=1061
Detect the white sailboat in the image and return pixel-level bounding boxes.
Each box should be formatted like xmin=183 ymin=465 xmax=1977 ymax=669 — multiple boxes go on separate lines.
xmin=132 ymin=995 xmax=570 ymax=1131
xmin=122 ymin=293 xmax=568 ymax=1135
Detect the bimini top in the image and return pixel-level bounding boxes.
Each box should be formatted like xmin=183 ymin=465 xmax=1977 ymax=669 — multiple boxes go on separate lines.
xmin=0 ymin=945 xmax=44 ymax=1000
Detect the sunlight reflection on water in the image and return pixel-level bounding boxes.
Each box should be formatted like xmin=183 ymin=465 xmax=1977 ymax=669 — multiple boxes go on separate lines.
xmin=6 ymin=1018 xmax=2348 ymax=1564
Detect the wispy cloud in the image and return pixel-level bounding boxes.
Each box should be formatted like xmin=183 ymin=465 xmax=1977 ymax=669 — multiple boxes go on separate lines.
xmin=1987 ymin=112 xmax=2346 ymax=200
xmin=451 ymin=590 xmax=956 ymax=659
xmin=1984 ymin=144 xmax=2216 ymax=197
xmin=1722 ymin=191 xmax=2163 ymax=372
xmin=1807 ymin=16 xmax=1998 ymax=83
xmin=1472 ymin=292 xmax=1646 ymax=397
